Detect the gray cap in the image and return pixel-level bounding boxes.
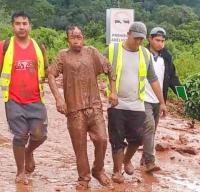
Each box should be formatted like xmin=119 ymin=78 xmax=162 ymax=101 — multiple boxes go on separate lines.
xmin=129 ymin=22 xmax=147 ymax=38
xmin=150 ymin=27 xmax=166 ymax=37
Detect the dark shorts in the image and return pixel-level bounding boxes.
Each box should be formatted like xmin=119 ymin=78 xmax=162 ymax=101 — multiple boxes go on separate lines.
xmin=108 ymin=108 xmax=145 ymax=152
xmin=5 ymin=100 xmax=48 ymax=142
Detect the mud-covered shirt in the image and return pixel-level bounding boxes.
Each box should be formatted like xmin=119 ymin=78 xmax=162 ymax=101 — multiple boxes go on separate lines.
xmin=49 ymin=46 xmax=115 ymax=113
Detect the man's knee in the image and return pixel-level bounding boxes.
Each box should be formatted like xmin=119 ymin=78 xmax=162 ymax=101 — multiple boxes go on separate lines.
xmin=30 ymin=135 xmax=47 ymax=144
xmin=110 ymin=140 xmax=127 ymax=153
xmin=13 ymin=137 xmax=28 ymax=147
xmin=93 ymin=134 xmax=107 ymax=145
xmin=144 ymin=119 xmax=155 ymax=135
xmin=31 ymin=125 xmax=47 ymax=141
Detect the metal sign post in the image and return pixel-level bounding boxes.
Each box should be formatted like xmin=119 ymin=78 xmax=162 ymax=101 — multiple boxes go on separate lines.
xmin=106 ymin=8 xmax=134 ymax=44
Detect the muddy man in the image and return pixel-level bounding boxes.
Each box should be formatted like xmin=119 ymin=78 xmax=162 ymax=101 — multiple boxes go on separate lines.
xmin=48 ymin=25 xmax=118 ymax=190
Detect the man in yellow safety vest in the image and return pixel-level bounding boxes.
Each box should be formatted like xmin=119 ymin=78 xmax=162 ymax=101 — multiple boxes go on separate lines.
xmin=105 ymin=22 xmax=167 ymax=183
xmin=0 ymin=11 xmax=48 ymax=184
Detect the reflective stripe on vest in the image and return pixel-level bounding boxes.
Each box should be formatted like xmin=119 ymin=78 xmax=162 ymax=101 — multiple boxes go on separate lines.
xmin=108 ymin=42 xmax=150 ymax=101
xmin=0 ymin=36 xmax=45 ymax=103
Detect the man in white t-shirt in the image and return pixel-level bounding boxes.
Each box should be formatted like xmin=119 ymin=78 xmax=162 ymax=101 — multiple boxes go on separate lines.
xmin=142 ymin=27 xmax=181 ymax=172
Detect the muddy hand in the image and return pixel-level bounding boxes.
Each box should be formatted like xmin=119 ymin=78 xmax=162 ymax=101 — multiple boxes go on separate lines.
xmin=160 ymin=103 xmax=167 ymax=117
xmin=56 ymin=97 xmax=67 ymax=114
xmin=109 ymin=92 xmax=118 ymax=107
xmin=40 ymin=43 xmax=47 ymax=53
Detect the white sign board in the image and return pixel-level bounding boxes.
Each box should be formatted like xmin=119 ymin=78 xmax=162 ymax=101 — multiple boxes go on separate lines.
xmin=106 ymin=8 xmax=134 ymax=44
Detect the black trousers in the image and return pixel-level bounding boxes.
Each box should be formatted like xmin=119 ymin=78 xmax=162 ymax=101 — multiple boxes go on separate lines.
xmin=108 ymin=108 xmax=145 ymax=152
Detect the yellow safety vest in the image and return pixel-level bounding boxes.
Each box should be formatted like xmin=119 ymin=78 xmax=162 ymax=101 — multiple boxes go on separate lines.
xmin=0 ymin=36 xmax=45 ymax=103
xmin=108 ymin=42 xmax=150 ymax=101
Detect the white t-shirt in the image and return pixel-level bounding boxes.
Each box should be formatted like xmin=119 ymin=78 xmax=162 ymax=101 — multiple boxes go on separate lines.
xmin=144 ymin=54 xmax=165 ymax=103
xmin=115 ymin=48 xmax=144 ymax=111
xmin=113 ymin=48 xmax=157 ymax=111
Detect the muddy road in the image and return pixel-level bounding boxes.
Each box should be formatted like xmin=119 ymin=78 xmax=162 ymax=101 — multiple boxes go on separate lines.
xmin=0 ymin=85 xmax=200 ymax=192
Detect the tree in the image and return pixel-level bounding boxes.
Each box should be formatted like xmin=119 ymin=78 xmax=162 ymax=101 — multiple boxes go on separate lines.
xmin=2 ymin=0 xmax=55 ymax=28
xmin=151 ymin=5 xmax=198 ymax=26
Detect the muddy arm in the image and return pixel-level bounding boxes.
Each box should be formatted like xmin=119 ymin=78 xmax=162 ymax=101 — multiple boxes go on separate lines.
xmin=48 ymin=69 xmax=67 ymax=115
xmin=107 ymin=73 xmax=118 ymax=107
xmin=40 ymin=44 xmax=49 ymax=77
xmin=150 ymin=80 xmax=167 ymax=117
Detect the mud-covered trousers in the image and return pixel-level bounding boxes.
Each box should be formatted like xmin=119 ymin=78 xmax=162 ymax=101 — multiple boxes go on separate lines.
xmin=67 ymin=107 xmax=107 ymax=182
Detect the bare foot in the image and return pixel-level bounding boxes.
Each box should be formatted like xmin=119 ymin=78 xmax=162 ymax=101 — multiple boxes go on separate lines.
xmin=25 ymin=149 xmax=35 ymax=173
xmin=92 ymin=171 xmax=113 ymax=189
xmin=124 ymin=161 xmax=134 ymax=175
xmin=15 ymin=173 xmax=29 ymax=185
xmin=112 ymin=172 xmax=124 ymax=184
xmin=145 ymin=162 xmax=161 ymax=173
xmin=76 ymin=180 xmax=89 ymax=190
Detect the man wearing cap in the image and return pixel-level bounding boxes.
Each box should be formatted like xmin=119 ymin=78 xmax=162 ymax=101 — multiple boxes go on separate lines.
xmin=104 ymin=22 xmax=167 ymax=183
xmin=141 ymin=27 xmax=181 ymax=172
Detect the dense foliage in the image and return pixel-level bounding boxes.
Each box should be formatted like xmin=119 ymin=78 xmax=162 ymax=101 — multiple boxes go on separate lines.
xmin=0 ymin=0 xmax=200 ymax=119
xmin=184 ymin=74 xmax=200 ymax=120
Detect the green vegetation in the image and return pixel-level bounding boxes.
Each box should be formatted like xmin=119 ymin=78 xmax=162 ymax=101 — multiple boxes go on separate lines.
xmin=184 ymin=74 xmax=200 ymax=120
xmin=0 ymin=0 xmax=200 ymax=118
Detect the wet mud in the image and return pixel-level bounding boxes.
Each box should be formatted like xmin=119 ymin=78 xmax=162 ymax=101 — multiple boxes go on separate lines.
xmin=0 ymin=84 xmax=200 ymax=192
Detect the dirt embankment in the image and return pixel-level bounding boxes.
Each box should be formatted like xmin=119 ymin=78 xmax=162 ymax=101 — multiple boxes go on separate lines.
xmin=0 ymin=84 xmax=200 ymax=192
